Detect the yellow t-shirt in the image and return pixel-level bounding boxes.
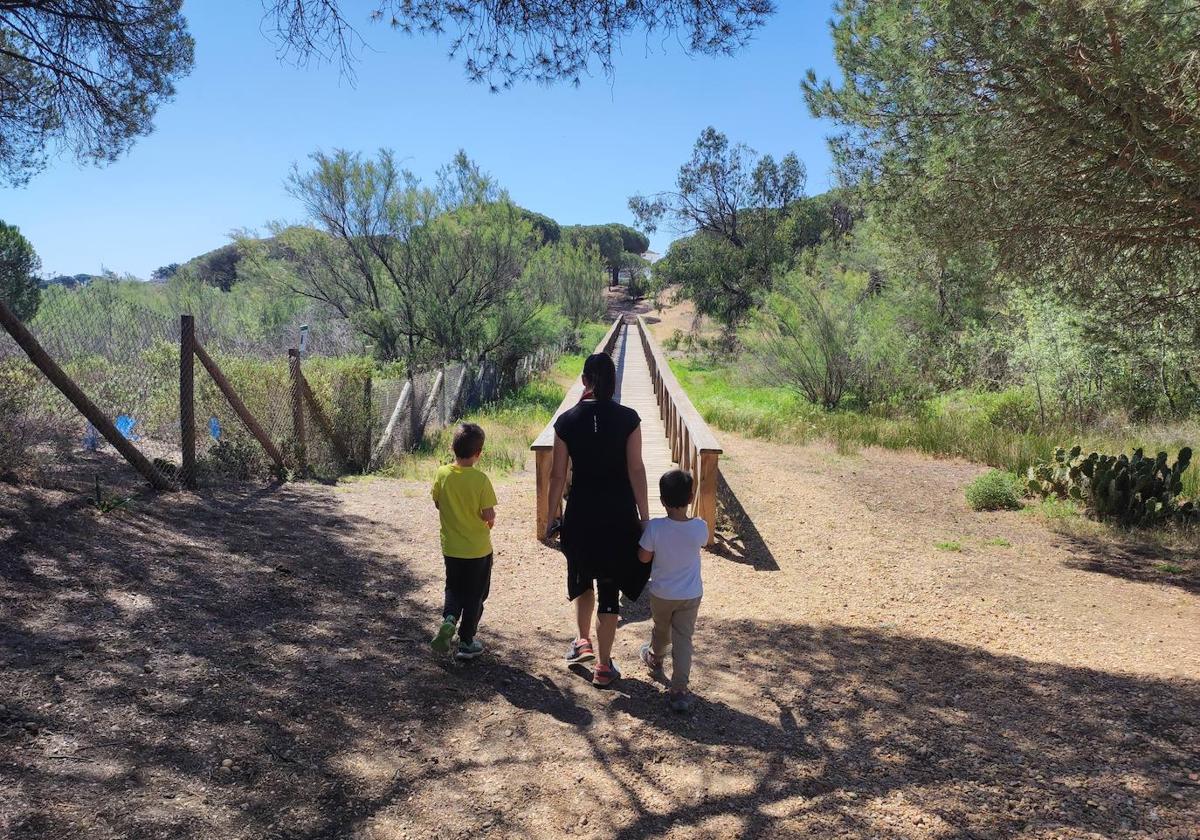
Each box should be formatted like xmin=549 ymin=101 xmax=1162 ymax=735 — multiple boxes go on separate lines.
xmin=431 ymin=464 xmax=497 ymax=559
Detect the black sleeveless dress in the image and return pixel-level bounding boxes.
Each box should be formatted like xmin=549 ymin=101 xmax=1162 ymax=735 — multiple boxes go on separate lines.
xmin=553 ymin=398 xmax=649 ymax=602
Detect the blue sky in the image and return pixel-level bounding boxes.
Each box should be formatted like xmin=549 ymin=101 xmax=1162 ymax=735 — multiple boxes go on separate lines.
xmin=2 ymin=1 xmax=841 ymax=279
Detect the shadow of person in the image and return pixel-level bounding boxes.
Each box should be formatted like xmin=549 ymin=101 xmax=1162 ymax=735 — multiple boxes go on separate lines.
xmin=609 ymin=672 xmax=816 ymax=753
xmin=463 ymin=660 xmax=594 ymax=728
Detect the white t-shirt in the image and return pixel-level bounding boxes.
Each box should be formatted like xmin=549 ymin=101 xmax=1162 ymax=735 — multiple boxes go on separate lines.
xmin=639 ymin=517 xmax=706 ymax=600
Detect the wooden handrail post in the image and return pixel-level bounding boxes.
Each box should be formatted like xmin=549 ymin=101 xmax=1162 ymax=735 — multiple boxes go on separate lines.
xmin=535 ymin=447 xmax=555 ymax=538
xmin=696 ymin=452 xmax=719 ymax=544
xmin=288 ymin=349 xmax=306 ymax=474
xmin=633 ymin=315 xmax=722 ymax=546
xmin=0 ymin=300 xmax=174 ymax=491
xmin=180 ymin=314 xmax=196 ymax=489
xmin=194 ymin=341 xmax=287 ymax=472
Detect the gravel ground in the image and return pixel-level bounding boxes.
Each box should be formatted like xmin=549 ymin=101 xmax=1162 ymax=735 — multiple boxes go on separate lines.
xmin=1 ymin=435 xmax=1197 ymax=839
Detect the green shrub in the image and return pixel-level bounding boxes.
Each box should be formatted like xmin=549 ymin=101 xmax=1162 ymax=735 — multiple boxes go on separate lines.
xmin=196 ymin=438 xmax=264 ymax=481
xmin=965 ymin=469 xmax=1023 ymax=511
xmin=985 ymin=389 xmax=1039 ymax=432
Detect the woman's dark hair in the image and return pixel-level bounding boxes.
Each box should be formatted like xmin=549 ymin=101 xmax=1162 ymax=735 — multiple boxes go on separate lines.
xmin=582 ymin=353 xmax=616 ymax=401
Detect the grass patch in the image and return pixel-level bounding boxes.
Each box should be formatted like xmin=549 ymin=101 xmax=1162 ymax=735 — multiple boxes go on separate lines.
xmin=1156 ymin=562 xmax=1186 ymax=574
xmin=935 ymin=540 xmax=963 ymax=552
xmin=382 ymin=319 xmax=613 ymax=482
xmin=1026 ymin=496 xmax=1083 ymax=521
xmin=983 ymin=537 xmax=1012 ymax=548
xmin=578 ymin=321 xmax=611 ymax=352
xmin=668 ymin=357 xmax=1200 ymax=501
xmin=381 ymin=375 xmax=563 ymax=482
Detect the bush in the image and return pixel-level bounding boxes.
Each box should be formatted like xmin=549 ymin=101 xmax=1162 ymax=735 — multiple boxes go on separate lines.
xmin=985 ymin=389 xmax=1039 ymax=432
xmin=965 ymin=469 xmax=1023 ymax=511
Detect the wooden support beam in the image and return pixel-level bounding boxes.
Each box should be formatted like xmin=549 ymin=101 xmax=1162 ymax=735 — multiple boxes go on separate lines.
xmin=288 ymin=349 xmax=306 ymax=473
xmin=0 ymin=300 xmax=174 ymax=491
xmin=194 ymin=340 xmax=287 ymax=472
xmin=448 ymin=365 xmax=469 ymax=420
xmin=300 ymin=374 xmax=350 ymax=467
xmin=370 ymin=380 xmax=412 ymax=469
xmin=179 ymin=314 xmax=196 ymax=489
xmin=416 ymin=369 xmax=445 ymax=442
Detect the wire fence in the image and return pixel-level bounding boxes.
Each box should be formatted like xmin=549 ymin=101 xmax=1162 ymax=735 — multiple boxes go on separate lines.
xmin=0 ymin=289 xmax=563 ymax=489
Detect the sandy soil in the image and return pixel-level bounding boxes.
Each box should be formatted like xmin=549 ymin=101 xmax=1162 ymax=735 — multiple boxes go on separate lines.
xmin=2 ymin=432 xmax=1198 ymax=839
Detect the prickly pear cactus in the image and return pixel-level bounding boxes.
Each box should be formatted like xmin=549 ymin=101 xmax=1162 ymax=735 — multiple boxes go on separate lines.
xmin=1026 ymin=445 xmax=1090 ymax=500
xmin=1027 ymin=445 xmax=1197 ymax=527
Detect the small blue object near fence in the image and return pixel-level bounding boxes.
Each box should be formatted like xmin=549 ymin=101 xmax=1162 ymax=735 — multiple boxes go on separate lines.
xmin=115 ymin=414 xmax=140 ymax=441
xmin=208 ymin=416 xmax=221 ymax=441
xmin=82 ymin=423 xmax=100 ymax=451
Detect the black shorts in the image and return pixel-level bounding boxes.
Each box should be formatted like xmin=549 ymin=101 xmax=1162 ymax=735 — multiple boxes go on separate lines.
xmin=566 ymin=553 xmax=620 ymax=615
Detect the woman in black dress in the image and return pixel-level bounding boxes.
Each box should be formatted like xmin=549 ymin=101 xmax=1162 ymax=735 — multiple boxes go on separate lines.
xmin=545 ymin=352 xmax=650 ymax=687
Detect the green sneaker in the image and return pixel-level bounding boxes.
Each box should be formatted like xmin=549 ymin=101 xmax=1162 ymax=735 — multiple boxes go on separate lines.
xmin=455 ymin=639 xmax=484 ymax=660
xmin=431 ymin=617 xmax=456 ymax=653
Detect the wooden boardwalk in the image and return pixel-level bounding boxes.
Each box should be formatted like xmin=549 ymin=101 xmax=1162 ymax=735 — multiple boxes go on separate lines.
xmin=532 ymin=316 xmax=720 ymax=542
xmin=613 ymin=323 xmax=676 ymax=518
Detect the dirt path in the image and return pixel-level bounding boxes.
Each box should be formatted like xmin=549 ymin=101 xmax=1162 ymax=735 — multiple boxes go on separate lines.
xmin=2 ymin=435 xmax=1198 ymax=839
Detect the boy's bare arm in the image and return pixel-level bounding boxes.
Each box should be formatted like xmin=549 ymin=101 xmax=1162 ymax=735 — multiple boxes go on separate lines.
xmin=638 ymin=547 xmax=653 ymax=564
xmin=481 ymin=506 xmax=496 ymax=529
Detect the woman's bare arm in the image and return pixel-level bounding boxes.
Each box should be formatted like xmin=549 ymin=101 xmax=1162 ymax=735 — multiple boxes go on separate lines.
xmin=545 ymin=434 xmax=569 ymax=539
xmin=626 ymin=425 xmax=650 ymax=525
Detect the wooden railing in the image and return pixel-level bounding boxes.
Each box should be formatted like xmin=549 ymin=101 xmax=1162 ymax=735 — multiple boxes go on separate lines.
xmin=532 ymin=318 xmax=623 ymax=537
xmin=635 ymin=315 xmax=723 ymax=544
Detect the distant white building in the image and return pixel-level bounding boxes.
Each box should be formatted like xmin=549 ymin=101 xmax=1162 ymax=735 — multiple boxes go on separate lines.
xmin=617 ymin=250 xmax=662 ymax=287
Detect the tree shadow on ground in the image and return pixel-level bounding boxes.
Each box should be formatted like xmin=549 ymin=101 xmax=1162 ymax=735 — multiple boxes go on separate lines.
xmin=594 ymin=619 xmax=1200 ymax=839
xmin=0 ymin=476 xmax=454 ymax=840
xmin=335 ymin=618 xmax=1200 ymax=838
xmin=709 ymin=471 xmax=779 ymax=571
xmin=1056 ymin=529 xmax=1199 ymax=594
xmin=4 ymin=466 xmax=1198 ymax=839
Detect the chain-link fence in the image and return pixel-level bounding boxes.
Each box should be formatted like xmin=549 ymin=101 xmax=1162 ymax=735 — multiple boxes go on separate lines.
xmin=1 ymin=289 xmax=563 ymax=488
xmin=366 ymin=343 xmax=563 ymax=471
xmin=0 ymin=288 xmax=183 ymax=484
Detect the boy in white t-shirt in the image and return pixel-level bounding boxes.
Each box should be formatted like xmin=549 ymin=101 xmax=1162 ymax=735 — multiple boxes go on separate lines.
xmin=637 ymin=469 xmax=707 ymax=713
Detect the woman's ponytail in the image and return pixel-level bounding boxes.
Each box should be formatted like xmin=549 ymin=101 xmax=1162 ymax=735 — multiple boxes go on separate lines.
xmin=582 ymin=353 xmax=616 ymax=402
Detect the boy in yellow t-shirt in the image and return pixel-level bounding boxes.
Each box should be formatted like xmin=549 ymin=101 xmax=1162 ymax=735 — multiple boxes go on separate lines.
xmin=430 ymin=423 xmax=497 ymax=660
